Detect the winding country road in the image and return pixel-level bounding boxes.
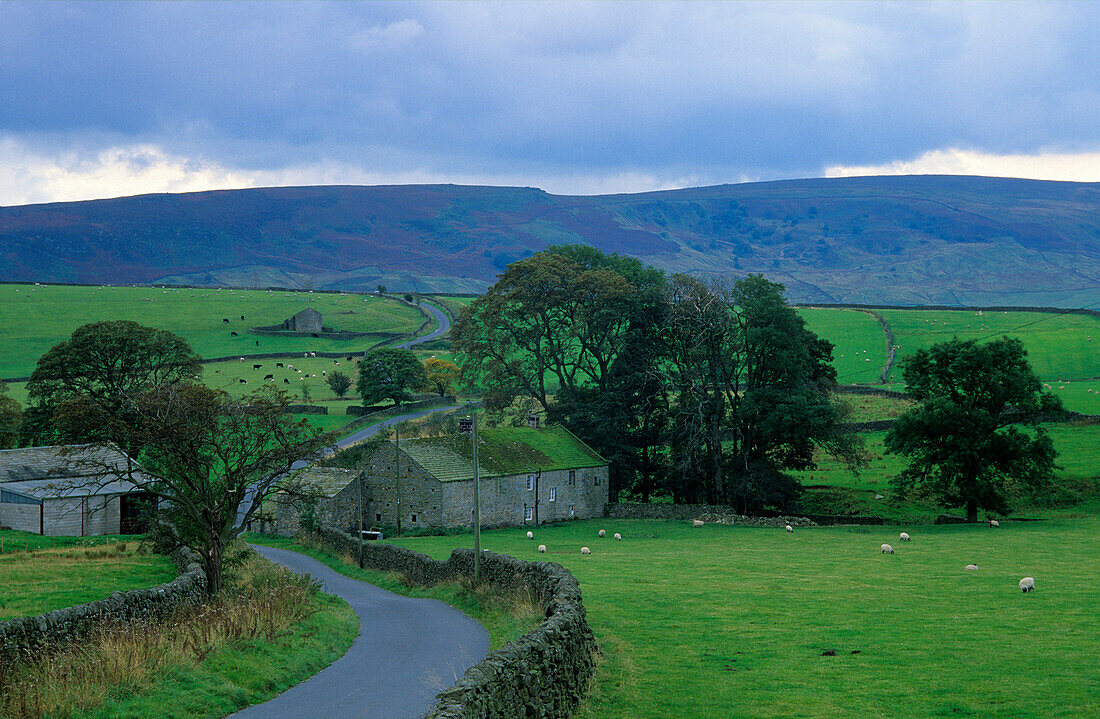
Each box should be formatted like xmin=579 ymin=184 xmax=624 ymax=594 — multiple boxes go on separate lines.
xmin=397 ymin=301 xmax=451 ymax=349
xmin=230 ymin=545 xmax=489 ymax=719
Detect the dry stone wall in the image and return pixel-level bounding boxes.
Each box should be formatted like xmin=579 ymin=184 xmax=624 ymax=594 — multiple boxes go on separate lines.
xmin=312 ymin=525 xmax=597 ymax=719
xmin=0 ymin=546 xmax=206 ymax=660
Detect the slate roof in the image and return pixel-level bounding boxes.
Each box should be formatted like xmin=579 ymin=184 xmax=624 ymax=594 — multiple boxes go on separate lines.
xmin=397 ymin=426 xmax=605 ymax=483
xmin=0 ymin=445 xmax=148 ymax=500
xmin=0 ymin=445 xmax=139 ymax=483
xmin=293 ymin=467 xmax=357 ymax=498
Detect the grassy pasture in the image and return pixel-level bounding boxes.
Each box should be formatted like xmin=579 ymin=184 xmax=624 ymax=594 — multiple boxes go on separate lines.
xmin=881 ymin=309 xmax=1100 ymax=383
xmin=798 ymin=307 xmax=888 ymax=385
xmin=0 ymin=540 xmax=175 ymax=620
xmin=0 ymin=284 xmax=424 ymax=379
xmin=394 ymin=518 xmax=1100 ymax=719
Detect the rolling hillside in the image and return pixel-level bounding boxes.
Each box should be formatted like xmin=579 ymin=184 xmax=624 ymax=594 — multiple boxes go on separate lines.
xmin=1 ymin=176 xmax=1097 ymax=306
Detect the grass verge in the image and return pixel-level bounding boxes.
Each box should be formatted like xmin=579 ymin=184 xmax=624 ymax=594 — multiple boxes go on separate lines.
xmin=248 ymin=533 xmax=542 ymax=650
xmin=0 ymin=546 xmax=357 ymax=719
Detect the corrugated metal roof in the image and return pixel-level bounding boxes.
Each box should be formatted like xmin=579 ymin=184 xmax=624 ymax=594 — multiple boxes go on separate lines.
xmin=0 ymin=476 xmax=145 ymax=499
xmin=397 ymin=425 xmax=605 ymax=483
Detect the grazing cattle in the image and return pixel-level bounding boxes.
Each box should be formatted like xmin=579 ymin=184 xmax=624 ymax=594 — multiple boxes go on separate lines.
xmin=264 ymin=374 xmax=274 ymax=380
xmin=346 ymin=356 xmax=353 ymax=361
xmin=239 ymin=378 xmax=247 ymax=384
xmin=223 ymin=318 xmax=229 ymax=323
xmin=276 ymin=363 xmax=284 ymax=368
xmin=231 ymin=331 xmax=238 ymax=336
xmin=283 ymin=379 xmax=290 ymax=384
xmin=253 ymin=364 xmax=262 ymax=370
xmin=240 ymin=315 xmax=245 ymax=320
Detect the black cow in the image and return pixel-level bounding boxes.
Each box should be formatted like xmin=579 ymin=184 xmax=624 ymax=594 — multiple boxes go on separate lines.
xmin=240 ymin=315 xmax=245 ymax=320
xmin=238 ymin=378 xmax=247 ymax=384
xmin=253 ymin=364 xmax=261 ymax=370
xmin=276 ymin=362 xmax=284 ymax=368
xmin=223 ymin=318 xmax=229 ymax=323
xmin=283 ymin=378 xmax=290 ymax=384
xmin=264 ymin=374 xmax=274 ymax=381
xmin=231 ymin=331 xmax=238 ymax=336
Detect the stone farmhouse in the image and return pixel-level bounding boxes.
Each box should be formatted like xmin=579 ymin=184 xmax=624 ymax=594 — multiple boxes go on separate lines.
xmin=0 ymin=445 xmax=153 ymax=536
xmin=276 ymin=425 xmax=608 ymax=534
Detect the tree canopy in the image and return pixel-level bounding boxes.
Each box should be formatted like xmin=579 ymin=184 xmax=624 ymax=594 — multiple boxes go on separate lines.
xmin=424 ymin=357 xmax=461 ymax=397
xmin=325 ymin=370 xmax=353 ymax=398
xmin=358 ymin=348 xmax=427 ymax=407
xmin=0 ymin=381 xmax=21 ymax=449
xmin=66 ymin=384 xmax=333 ymax=595
xmin=885 ymin=337 xmax=1060 ymax=522
xmin=23 ymin=321 xmax=201 ymax=451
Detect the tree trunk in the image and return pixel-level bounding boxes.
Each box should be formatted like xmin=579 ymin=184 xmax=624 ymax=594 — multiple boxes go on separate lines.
xmin=966 ymin=498 xmax=978 ymax=523
xmin=203 ymin=538 xmax=224 ymax=596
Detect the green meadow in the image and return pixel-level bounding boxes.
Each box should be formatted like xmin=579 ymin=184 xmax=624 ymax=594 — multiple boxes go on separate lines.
xmin=0 ymin=284 xmax=424 ymax=379
xmin=798 ymin=307 xmax=888 ymax=384
xmin=393 ymin=518 xmax=1100 ymax=719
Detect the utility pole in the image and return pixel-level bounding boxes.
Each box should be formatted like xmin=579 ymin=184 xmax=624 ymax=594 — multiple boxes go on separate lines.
xmin=356 ymin=458 xmax=364 ymax=569
xmin=472 ymin=414 xmax=482 ymax=583
xmin=395 ymin=426 xmax=402 ymax=536
xmin=534 ymin=469 xmax=540 ymax=525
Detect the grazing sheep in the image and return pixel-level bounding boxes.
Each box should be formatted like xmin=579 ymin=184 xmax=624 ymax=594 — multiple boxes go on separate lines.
xmin=880 ymin=543 xmax=894 ymax=554
xmin=538 ymin=544 xmax=546 ymax=553
xmin=526 ymin=531 xmax=534 ymax=540
xmin=614 ymin=533 xmax=622 ymax=541
xmin=580 ymin=546 xmax=591 ymax=555
xmin=785 ymin=525 xmax=793 ymax=533
xmin=989 ymin=519 xmax=1000 ymax=528
xmin=598 ymin=529 xmax=606 ymax=538
xmin=965 ymin=564 xmax=978 ymax=570
xmin=693 ymin=520 xmax=704 ymax=527
xmin=1020 ymin=577 xmax=1035 ymax=592
xmin=900 ymin=532 xmax=911 ymax=541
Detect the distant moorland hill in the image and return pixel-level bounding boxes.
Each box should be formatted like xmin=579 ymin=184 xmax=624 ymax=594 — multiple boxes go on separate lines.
xmin=1 ymin=175 xmax=1097 ymax=306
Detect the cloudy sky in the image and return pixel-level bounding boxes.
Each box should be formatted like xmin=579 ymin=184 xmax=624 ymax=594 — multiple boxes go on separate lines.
xmin=1 ymin=0 xmax=1097 ymax=205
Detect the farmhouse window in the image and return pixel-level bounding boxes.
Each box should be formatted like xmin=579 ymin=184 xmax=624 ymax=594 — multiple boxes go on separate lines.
xmin=376 ymin=513 xmax=381 ymax=522
xmin=411 ymin=513 xmax=417 ymax=523
xmin=526 ymin=475 xmax=534 ymax=491
xmin=549 ymin=487 xmax=556 ymax=502
xmin=568 ymin=470 xmax=576 ymax=486
xmin=568 ymin=504 xmax=575 ymax=516
xmin=525 ymin=506 xmax=534 ymax=521
xmin=594 ymin=475 xmax=601 ymax=486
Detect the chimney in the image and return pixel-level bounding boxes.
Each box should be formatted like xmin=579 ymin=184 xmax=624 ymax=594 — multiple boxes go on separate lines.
xmin=527 ymin=413 xmax=540 ymax=430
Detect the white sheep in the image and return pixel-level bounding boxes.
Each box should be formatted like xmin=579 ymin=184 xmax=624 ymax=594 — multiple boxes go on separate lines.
xmin=900 ymin=532 xmax=911 ymax=541
xmin=598 ymin=529 xmax=606 ymax=538
xmin=580 ymin=546 xmax=591 ymax=555
xmin=964 ymin=564 xmax=978 ymax=570
xmin=526 ymin=531 xmax=534 ymax=540
xmin=989 ymin=519 xmax=1000 ymax=528
xmin=692 ymin=519 xmax=704 ymax=527
xmin=538 ymin=544 xmax=546 ymax=554
xmin=1020 ymin=577 xmax=1035 ymax=593
xmin=785 ymin=524 xmax=793 ymax=533
xmin=880 ymin=543 xmax=894 ymax=554
xmin=613 ymin=533 xmax=622 ymax=541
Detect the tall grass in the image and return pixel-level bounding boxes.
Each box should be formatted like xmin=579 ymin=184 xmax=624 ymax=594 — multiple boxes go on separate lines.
xmin=0 ymin=549 xmax=321 ymax=719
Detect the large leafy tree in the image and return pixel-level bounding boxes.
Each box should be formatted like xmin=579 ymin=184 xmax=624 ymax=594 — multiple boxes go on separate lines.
xmin=424 ymin=357 xmax=461 ymax=397
xmin=23 ymin=321 xmax=201 ymax=451
xmin=455 ymin=246 xmax=669 ymax=498
xmin=660 ymin=274 xmax=857 ymax=511
xmin=64 ymin=385 xmax=333 ymax=595
xmin=885 ymin=337 xmax=1060 ymax=522
xmin=358 ymin=348 xmax=428 ymax=407
xmin=0 ymin=381 xmax=21 ymax=449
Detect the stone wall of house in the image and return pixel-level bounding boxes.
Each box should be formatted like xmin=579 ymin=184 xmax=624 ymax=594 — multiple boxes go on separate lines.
xmin=0 ymin=502 xmax=39 ymax=532
xmin=444 ymin=465 xmax=609 ymax=528
xmin=362 ymin=443 xmax=444 ymax=530
xmin=311 ymin=525 xmax=597 ymax=719
xmin=0 ymin=546 xmax=207 ymax=660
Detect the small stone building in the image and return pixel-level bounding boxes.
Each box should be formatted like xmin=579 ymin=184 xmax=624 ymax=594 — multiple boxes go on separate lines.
xmin=272 ymin=467 xmax=359 ymax=536
xmin=282 ymin=307 xmax=323 ymax=333
xmin=0 ymin=445 xmax=153 ymax=536
xmin=276 ymin=425 xmax=608 ymax=534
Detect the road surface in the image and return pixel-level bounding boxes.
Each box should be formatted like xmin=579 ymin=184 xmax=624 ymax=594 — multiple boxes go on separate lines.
xmin=229 ymin=544 xmax=488 ymax=719
xmin=397 ymin=301 xmax=451 ymax=349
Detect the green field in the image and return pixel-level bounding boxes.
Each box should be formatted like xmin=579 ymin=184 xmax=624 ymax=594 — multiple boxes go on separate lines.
xmin=799 ymin=308 xmax=888 ymax=385
xmin=0 ymin=539 xmax=175 ymax=619
xmin=881 ymin=309 xmax=1100 ymax=383
xmin=0 ymin=284 xmax=425 ymax=379
xmin=392 ymin=518 xmax=1100 ymax=719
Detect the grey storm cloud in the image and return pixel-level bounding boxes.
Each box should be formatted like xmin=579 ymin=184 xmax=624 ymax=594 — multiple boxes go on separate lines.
xmin=1 ymin=0 xmax=1097 ymax=188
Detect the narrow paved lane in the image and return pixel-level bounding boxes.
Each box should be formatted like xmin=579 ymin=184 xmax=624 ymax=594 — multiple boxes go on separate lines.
xmin=230 ymin=545 xmax=489 ymax=719
xmin=397 ymin=301 xmax=450 ymax=349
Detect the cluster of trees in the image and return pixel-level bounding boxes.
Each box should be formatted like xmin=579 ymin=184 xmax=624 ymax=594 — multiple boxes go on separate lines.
xmin=453 ymin=245 xmax=861 ymax=512
xmin=356 ymin=348 xmax=460 ymax=405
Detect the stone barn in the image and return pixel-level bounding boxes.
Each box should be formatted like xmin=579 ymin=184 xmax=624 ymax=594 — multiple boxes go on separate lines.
xmin=273 ymin=467 xmax=359 ymax=536
xmin=0 ymin=445 xmax=154 ymax=536
xmin=275 ymin=425 xmax=608 ymax=535
xmin=282 ymin=308 xmax=323 ymax=333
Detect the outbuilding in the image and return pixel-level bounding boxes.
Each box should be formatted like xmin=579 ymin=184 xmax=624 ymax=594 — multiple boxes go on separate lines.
xmin=0 ymin=445 xmax=153 ymax=536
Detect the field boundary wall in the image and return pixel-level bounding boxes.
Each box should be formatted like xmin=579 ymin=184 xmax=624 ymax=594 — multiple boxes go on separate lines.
xmin=0 ymin=546 xmax=206 ymax=660
xmin=310 ymin=525 xmax=597 ymax=719
xmin=606 ymin=503 xmax=891 ymax=526
xmin=795 ymin=303 xmax=1100 ymax=320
